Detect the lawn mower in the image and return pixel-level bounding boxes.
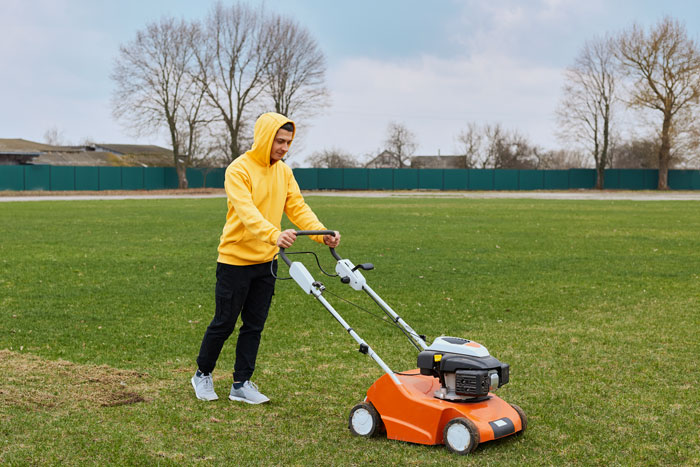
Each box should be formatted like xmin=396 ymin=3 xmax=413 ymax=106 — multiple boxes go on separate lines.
xmin=277 ymin=231 xmax=526 ymax=455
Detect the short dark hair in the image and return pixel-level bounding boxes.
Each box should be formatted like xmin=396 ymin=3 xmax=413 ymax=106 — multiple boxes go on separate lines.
xmin=280 ymin=122 xmax=294 ymax=132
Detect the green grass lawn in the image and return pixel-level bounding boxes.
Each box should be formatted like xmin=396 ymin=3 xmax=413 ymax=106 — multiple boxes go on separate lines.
xmin=1 ymin=196 xmax=698 ymax=465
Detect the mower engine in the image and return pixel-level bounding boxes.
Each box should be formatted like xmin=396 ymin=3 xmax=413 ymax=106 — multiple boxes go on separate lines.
xmin=417 ymin=336 xmax=510 ymax=401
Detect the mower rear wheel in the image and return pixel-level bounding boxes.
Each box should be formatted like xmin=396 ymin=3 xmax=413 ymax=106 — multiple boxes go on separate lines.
xmin=443 ymin=417 xmax=479 ymax=455
xmin=348 ymin=402 xmax=382 ymax=437
xmin=510 ymin=404 xmax=528 ymax=434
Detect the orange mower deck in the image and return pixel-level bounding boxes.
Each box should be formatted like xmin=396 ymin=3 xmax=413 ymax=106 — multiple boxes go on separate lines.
xmin=366 ymin=371 xmax=524 ymax=446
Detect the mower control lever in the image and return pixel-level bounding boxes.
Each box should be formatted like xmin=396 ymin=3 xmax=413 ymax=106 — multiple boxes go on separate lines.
xmin=352 ymin=263 xmax=374 ymax=272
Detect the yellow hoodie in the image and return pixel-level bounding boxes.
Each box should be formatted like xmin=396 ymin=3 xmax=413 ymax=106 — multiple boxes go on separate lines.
xmin=217 ymin=112 xmax=326 ymax=266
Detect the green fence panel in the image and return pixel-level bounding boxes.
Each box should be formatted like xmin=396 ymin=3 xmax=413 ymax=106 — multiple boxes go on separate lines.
xmin=468 ymin=169 xmax=494 ymax=190
xmin=643 ymin=170 xmax=658 ymax=189
xmin=75 ymin=167 xmax=98 ymax=191
xmin=144 ymin=167 xmax=165 ymax=190
xmin=394 ymin=169 xmax=419 ymax=190
xmin=49 ymin=166 xmax=75 ymax=191
xmin=0 ymin=166 xmax=25 ymax=190
xmin=668 ymin=170 xmax=690 ymax=189
xmin=342 ymin=168 xmax=368 ymax=190
xmin=8 ymin=166 xmax=700 ymax=192
xmin=164 ymin=168 xmax=179 ymax=188
xmin=604 ymin=169 xmax=621 ymax=189
xmin=122 ymin=167 xmax=144 ymax=190
xmin=494 ymin=169 xmax=519 ymax=190
xmin=569 ymin=169 xmax=596 ymax=189
xmin=25 ymin=165 xmax=51 ymax=190
xmin=519 ymin=170 xmax=543 ymax=190
xmin=98 ymin=167 xmax=121 ymax=190
xmin=368 ymin=169 xmax=393 ymax=190
xmin=418 ymin=169 xmax=443 ymax=189
xmin=206 ymin=168 xmax=225 ymax=188
xmin=186 ymin=168 xmax=204 ymax=188
xmin=543 ymin=170 xmax=568 ymax=189
xmin=293 ymin=168 xmax=318 ymax=190
xmin=692 ymin=170 xmax=700 ymax=189
xmin=618 ymin=169 xmax=649 ymax=190
xmin=667 ymin=170 xmax=700 ymax=190
xmin=443 ymin=169 xmax=468 ymax=190
xmin=318 ymin=168 xmax=342 ymax=190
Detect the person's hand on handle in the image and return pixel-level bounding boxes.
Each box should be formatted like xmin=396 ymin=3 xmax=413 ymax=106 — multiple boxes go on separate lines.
xmin=323 ymin=231 xmax=341 ymax=248
xmin=277 ymin=229 xmax=297 ymax=249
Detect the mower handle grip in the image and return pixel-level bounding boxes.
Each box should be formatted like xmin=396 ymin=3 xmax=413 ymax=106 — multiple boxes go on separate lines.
xmin=278 ymin=230 xmax=341 ymax=266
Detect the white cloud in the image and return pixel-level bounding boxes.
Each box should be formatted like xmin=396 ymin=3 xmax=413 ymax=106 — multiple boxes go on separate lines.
xmin=292 ymin=0 xmax=627 ymax=165
xmin=296 ymin=52 xmax=565 ymax=164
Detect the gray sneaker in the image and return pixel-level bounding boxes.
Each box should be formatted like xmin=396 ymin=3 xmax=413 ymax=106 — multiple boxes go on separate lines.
xmin=229 ymin=381 xmax=270 ymax=404
xmin=191 ymin=372 xmax=219 ymax=401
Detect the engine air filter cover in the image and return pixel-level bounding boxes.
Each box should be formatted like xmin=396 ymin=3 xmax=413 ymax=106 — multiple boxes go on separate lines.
xmin=455 ymin=369 xmax=491 ymax=397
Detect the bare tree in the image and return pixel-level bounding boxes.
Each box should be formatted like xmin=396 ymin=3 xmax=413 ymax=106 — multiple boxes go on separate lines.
xmin=456 ymin=122 xmax=483 ymax=168
xmin=43 ymin=126 xmax=66 ymax=146
xmin=264 ymin=14 xmax=329 ymax=119
xmin=489 ymin=126 xmax=541 ymax=169
xmin=384 ymin=122 xmax=417 ymax=168
xmin=538 ymin=149 xmax=590 ymax=169
xmin=111 ymin=17 xmax=205 ymax=188
xmin=615 ymin=17 xmax=700 ymax=189
xmin=613 ymin=137 xmax=659 ymax=168
xmin=458 ymin=123 xmax=540 ymax=169
xmin=557 ymin=35 xmax=617 ymax=189
xmin=307 ymin=148 xmax=358 ymax=168
xmin=195 ymin=2 xmax=275 ymax=162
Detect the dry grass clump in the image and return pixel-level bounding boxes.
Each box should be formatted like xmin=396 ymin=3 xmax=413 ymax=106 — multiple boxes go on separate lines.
xmin=0 ymin=349 xmax=149 ymax=411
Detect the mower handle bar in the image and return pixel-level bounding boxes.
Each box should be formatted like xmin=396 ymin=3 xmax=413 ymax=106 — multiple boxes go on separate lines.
xmin=278 ymin=230 xmax=340 ymax=266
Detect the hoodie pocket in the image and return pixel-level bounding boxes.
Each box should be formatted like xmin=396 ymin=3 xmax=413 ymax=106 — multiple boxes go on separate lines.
xmin=221 ymin=222 xmax=245 ymax=246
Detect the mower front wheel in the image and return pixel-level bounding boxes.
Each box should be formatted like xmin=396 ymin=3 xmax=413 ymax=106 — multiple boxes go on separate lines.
xmin=510 ymin=403 xmax=528 ymax=434
xmin=443 ymin=417 xmax=480 ymax=455
xmin=348 ymin=401 xmax=383 ymax=438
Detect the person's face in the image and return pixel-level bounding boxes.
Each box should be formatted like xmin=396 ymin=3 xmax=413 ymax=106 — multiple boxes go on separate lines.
xmin=270 ymin=128 xmax=293 ymax=163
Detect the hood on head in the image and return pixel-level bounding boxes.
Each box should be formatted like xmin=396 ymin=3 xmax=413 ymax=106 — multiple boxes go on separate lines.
xmin=247 ymin=112 xmax=295 ymax=167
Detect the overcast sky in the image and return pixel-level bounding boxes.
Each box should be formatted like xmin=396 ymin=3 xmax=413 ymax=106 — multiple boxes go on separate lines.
xmin=2 ymin=0 xmax=700 ymax=165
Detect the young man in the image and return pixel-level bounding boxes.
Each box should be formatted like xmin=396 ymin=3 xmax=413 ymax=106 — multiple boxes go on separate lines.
xmin=192 ymin=112 xmax=340 ymax=403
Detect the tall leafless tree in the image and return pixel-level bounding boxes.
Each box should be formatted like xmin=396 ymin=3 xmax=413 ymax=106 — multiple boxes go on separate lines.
xmin=195 ymin=2 xmax=275 ymax=162
xmin=613 ymin=137 xmax=660 ymax=168
xmin=556 ymin=35 xmax=617 ymax=189
xmin=264 ymin=14 xmax=329 ymax=119
xmin=43 ymin=126 xmax=66 ymax=147
xmin=111 ymin=17 xmax=205 ymax=188
xmin=307 ymin=148 xmax=358 ymax=168
xmin=615 ymin=16 xmax=700 ymax=189
xmin=384 ymin=122 xmax=417 ymax=168
xmin=456 ymin=122 xmax=483 ymax=168
xmin=456 ymin=123 xmax=540 ymax=169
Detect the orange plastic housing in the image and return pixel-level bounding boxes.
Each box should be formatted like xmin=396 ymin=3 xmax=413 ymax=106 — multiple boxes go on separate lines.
xmin=366 ymin=371 xmax=522 ymax=445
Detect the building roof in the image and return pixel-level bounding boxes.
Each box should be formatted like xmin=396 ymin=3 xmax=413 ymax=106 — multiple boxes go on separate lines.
xmin=411 ymin=155 xmax=467 ymax=169
xmin=0 ymin=139 xmax=176 ymax=167
xmin=364 ymin=150 xmax=399 ymax=168
xmin=92 ymin=144 xmax=173 ymax=157
xmin=0 ymin=138 xmax=66 ymax=153
xmin=32 ymin=151 xmax=123 ymax=166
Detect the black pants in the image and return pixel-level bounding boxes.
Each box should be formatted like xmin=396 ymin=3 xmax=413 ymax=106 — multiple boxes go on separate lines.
xmin=196 ymin=261 xmax=277 ymax=381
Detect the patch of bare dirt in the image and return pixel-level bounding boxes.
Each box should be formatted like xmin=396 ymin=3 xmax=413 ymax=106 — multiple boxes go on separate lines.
xmin=0 ymin=349 xmax=152 ymax=411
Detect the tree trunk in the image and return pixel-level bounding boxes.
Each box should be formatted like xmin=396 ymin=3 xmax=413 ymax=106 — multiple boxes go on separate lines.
xmin=595 ymin=165 xmax=605 ymax=189
xmin=228 ymin=120 xmax=241 ymax=161
xmin=176 ymin=162 xmax=188 ymax=189
xmin=657 ymin=114 xmax=672 ymax=190
xmin=598 ymin=105 xmax=610 ymax=190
